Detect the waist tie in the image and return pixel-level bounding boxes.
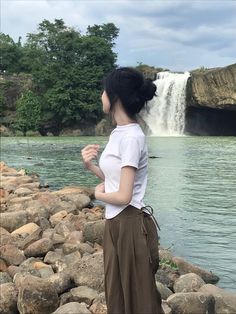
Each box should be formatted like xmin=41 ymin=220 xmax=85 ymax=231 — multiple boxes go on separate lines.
xmin=139 ymin=205 xmax=160 ymax=265
xmin=140 ymin=205 xmax=161 ymax=232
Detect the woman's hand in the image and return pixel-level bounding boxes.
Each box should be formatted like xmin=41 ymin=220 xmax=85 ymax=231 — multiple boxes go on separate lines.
xmin=81 ymin=144 xmax=100 ymax=169
xmin=95 ymin=182 xmax=105 ymax=199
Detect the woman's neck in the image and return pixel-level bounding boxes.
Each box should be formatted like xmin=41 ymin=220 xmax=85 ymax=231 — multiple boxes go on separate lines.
xmin=113 ymin=103 xmax=137 ymax=126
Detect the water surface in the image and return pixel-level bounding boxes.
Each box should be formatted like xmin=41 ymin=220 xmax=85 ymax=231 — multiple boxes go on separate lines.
xmin=1 ymin=136 xmax=236 ymax=292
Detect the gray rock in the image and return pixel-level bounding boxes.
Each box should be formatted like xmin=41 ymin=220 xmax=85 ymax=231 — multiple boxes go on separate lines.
xmin=83 ymin=220 xmax=105 ymax=245
xmin=24 ymin=238 xmax=54 ymax=257
xmin=70 ymin=286 xmax=99 ymax=305
xmin=70 ymin=252 xmax=104 ymax=292
xmin=167 ymin=292 xmax=215 ymax=314
xmin=77 ymin=242 xmax=95 ymax=255
xmin=0 ymin=211 xmax=27 ymax=232
xmin=52 ymin=302 xmax=91 ymax=314
xmin=25 ymin=200 xmax=49 ymax=223
xmin=0 ymin=271 xmax=12 ymax=284
xmin=199 ymin=284 xmax=236 ymax=314
xmin=47 ymin=272 xmax=72 ymax=295
xmin=17 ymin=274 xmax=59 ymax=314
xmin=0 ymin=282 xmax=18 ymax=314
xmin=62 ymin=242 xmax=79 ymax=255
xmin=44 ymin=250 xmax=64 ymax=264
xmin=0 ymin=244 xmax=26 ymax=265
xmin=156 ymin=281 xmax=173 ymax=300
xmin=55 ymin=220 xmax=75 ymax=238
xmin=173 ymin=272 xmax=205 ymax=293
xmin=172 ymin=256 xmax=219 ymax=284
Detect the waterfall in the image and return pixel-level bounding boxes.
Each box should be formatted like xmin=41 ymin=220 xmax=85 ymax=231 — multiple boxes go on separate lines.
xmin=142 ymin=71 xmax=190 ymax=136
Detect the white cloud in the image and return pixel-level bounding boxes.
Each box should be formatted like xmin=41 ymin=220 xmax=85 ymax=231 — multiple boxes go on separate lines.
xmin=1 ymin=0 xmax=236 ymax=71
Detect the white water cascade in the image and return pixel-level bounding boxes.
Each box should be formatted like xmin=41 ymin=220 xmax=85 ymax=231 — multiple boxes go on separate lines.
xmin=142 ymin=71 xmax=190 ymax=136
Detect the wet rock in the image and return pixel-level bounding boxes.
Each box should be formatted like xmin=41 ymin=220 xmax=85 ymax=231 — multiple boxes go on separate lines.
xmin=172 ymin=256 xmax=219 ymax=284
xmin=52 ymin=302 xmax=91 ymax=314
xmin=167 ymin=292 xmax=215 ymax=314
xmin=83 ymin=220 xmax=105 ymax=245
xmin=24 ymin=238 xmax=54 ymax=257
xmin=0 ymin=210 xmax=27 ymax=232
xmin=0 ymin=244 xmax=26 ymax=265
xmin=0 ymin=282 xmax=18 ymax=314
xmin=70 ymin=285 xmax=99 ymax=305
xmin=173 ymin=272 xmax=205 ymax=293
xmin=70 ymin=252 xmax=104 ymax=292
xmin=17 ymin=274 xmax=59 ymax=314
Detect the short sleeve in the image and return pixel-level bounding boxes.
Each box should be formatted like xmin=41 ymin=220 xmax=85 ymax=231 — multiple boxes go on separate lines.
xmin=119 ymin=136 xmax=141 ymax=169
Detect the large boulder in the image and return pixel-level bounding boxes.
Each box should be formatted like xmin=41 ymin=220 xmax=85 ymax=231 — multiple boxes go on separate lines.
xmin=0 ymin=282 xmax=18 ymax=314
xmin=172 ymin=256 xmax=219 ymax=284
xmin=199 ymin=284 xmax=236 ymax=314
xmin=52 ymin=302 xmax=91 ymax=314
xmin=70 ymin=252 xmax=104 ymax=292
xmin=83 ymin=220 xmax=105 ymax=245
xmin=0 ymin=210 xmax=27 ymax=232
xmin=16 ymin=274 xmax=59 ymax=314
xmin=167 ymin=292 xmax=215 ymax=314
xmin=173 ymin=273 xmax=205 ymax=293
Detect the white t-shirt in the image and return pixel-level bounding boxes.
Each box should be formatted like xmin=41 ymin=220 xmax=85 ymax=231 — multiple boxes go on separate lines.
xmin=99 ymin=123 xmax=148 ymax=219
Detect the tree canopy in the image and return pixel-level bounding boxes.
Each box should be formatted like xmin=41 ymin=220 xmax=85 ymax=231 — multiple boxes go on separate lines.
xmin=0 ymin=19 xmax=119 ymax=135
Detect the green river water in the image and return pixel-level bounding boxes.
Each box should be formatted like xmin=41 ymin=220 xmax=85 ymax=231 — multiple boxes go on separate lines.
xmin=1 ymin=136 xmax=236 ymax=292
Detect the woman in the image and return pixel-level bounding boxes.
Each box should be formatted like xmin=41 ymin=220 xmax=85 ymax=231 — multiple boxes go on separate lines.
xmin=81 ymin=67 xmax=164 ymax=314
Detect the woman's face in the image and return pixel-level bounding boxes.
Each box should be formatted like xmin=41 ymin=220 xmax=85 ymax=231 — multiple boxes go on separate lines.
xmin=101 ymin=91 xmax=111 ymax=114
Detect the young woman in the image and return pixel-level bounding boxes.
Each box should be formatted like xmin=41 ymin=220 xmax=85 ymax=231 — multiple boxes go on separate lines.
xmin=81 ymin=67 xmax=164 ymax=314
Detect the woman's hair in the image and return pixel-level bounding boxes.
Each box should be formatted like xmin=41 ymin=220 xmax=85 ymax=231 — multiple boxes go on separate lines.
xmin=103 ymin=67 xmax=157 ymax=119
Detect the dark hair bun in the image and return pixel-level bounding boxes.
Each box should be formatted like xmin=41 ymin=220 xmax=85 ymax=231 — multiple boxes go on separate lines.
xmin=139 ymin=78 xmax=157 ymax=101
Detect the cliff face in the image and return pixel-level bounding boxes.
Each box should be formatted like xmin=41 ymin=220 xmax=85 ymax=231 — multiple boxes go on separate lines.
xmin=186 ymin=63 xmax=236 ymax=110
xmin=184 ymin=63 xmax=236 ymax=135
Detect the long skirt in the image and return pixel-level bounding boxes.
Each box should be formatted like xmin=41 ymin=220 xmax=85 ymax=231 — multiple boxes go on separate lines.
xmin=103 ymin=204 xmax=164 ymax=314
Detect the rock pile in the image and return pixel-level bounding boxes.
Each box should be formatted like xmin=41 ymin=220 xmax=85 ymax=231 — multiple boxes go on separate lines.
xmin=0 ymin=161 xmax=235 ymax=314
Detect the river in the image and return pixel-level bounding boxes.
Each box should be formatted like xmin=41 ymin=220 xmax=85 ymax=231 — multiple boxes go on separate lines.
xmin=1 ymin=135 xmax=236 ymax=292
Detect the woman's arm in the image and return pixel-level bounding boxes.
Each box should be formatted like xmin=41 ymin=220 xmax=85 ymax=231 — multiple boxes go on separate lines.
xmin=95 ymin=166 xmax=136 ymax=205
xmin=81 ymin=144 xmax=105 ymax=181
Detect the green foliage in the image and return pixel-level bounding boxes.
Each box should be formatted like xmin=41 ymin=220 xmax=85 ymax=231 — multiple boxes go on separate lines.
xmin=1 ymin=19 xmax=119 ymax=134
xmin=0 ymin=33 xmax=24 ymax=73
xmin=15 ymin=90 xmax=41 ymax=135
xmin=159 ymin=258 xmax=178 ymax=271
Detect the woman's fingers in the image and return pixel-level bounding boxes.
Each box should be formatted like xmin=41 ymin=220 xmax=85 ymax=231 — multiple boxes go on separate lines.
xmin=81 ymin=144 xmax=100 ymax=164
xmin=82 ymin=144 xmax=100 ymax=152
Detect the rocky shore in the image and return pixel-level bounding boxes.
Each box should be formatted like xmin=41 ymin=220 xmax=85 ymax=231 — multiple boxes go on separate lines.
xmin=0 ymin=161 xmax=236 ymax=314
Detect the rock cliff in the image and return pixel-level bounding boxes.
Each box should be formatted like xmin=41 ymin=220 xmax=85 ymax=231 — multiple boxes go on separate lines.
xmin=186 ymin=63 xmax=236 ymax=110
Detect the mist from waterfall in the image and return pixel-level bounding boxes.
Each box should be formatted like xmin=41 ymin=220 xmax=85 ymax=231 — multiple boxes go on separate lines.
xmin=142 ymin=71 xmax=190 ymax=136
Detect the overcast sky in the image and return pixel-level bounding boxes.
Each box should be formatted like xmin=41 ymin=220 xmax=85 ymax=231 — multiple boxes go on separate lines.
xmin=2 ymin=0 xmax=236 ymax=71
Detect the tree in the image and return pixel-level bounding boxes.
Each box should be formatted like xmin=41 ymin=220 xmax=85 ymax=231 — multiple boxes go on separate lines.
xmin=22 ymin=19 xmax=118 ymax=134
xmin=0 ymin=33 xmax=23 ymax=73
xmin=15 ymin=91 xmax=41 ymax=135
xmin=87 ymin=23 xmax=119 ymax=47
